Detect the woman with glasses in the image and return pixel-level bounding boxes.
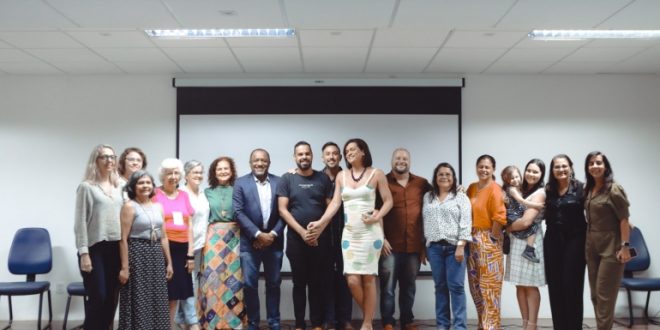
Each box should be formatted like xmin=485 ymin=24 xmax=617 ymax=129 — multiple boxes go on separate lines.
xmin=153 ymin=158 xmax=200 ymax=330
xmin=544 ymin=154 xmax=586 ymax=330
xmin=74 ymin=144 xmax=123 ymax=330
xmin=118 ymin=147 xmax=147 ymax=185
xmin=118 ymin=170 xmax=173 ymax=329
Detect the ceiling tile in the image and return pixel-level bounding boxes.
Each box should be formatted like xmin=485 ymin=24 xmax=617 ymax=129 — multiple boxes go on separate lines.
xmin=425 ymin=60 xmax=492 ymax=74
xmin=299 ymin=30 xmax=373 ymax=48
xmin=0 ymin=0 xmax=78 ymax=29
xmin=372 ymin=28 xmax=449 ymax=48
xmin=114 ymin=61 xmax=182 ymax=74
xmin=303 ymin=47 xmax=368 ymax=73
xmin=587 ymin=39 xmax=660 ymax=48
xmin=610 ymin=46 xmax=660 ymax=73
xmin=393 ymin=1 xmax=516 ymax=29
xmin=445 ymin=30 xmax=525 ymax=48
xmin=0 ymin=49 xmax=40 ymax=62
xmin=177 ymin=61 xmax=243 ymax=73
xmin=161 ymin=47 xmax=236 ymax=62
xmin=233 ymin=47 xmax=301 ymax=72
xmin=0 ymin=62 xmax=62 ymax=74
xmin=285 ymin=0 xmax=395 ymax=29
xmin=485 ymin=61 xmax=554 ymax=74
xmin=516 ymin=38 xmax=588 ymax=49
xmin=432 ymin=48 xmax=507 ymax=63
xmin=599 ymin=0 xmax=660 ymax=29
xmin=93 ymin=48 xmax=171 ymax=62
xmin=366 ymin=48 xmax=437 ymax=73
xmin=563 ymin=47 xmax=645 ymax=62
xmin=0 ymin=40 xmax=12 ymax=48
xmin=25 ymin=48 xmax=107 ymax=62
xmin=497 ymin=0 xmax=631 ymax=30
xmin=67 ymin=30 xmax=154 ymax=48
xmin=50 ymin=61 xmax=123 ymax=74
xmin=0 ymin=31 xmax=83 ymax=48
xmin=46 ymin=0 xmax=180 ymax=28
xmin=226 ymin=37 xmax=298 ymax=48
xmin=499 ymin=47 xmax=576 ymax=62
xmin=544 ymin=61 xmax=618 ymax=74
xmin=163 ymin=0 xmax=285 ymax=28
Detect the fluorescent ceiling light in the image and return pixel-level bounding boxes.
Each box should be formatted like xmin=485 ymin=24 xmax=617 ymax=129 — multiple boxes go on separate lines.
xmin=145 ymin=28 xmax=295 ymax=39
xmin=528 ymin=29 xmax=660 ymax=40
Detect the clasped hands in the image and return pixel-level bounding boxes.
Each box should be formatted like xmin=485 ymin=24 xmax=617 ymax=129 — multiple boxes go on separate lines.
xmin=253 ymin=231 xmax=276 ymax=250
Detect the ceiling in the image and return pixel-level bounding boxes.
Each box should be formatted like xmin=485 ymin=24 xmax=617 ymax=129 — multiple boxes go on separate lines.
xmin=1 ymin=0 xmax=660 ymax=76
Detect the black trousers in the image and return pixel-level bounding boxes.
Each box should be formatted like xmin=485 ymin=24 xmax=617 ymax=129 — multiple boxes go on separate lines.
xmin=79 ymin=240 xmax=120 ymax=330
xmin=286 ymin=237 xmax=333 ymax=329
xmin=326 ymin=244 xmax=353 ymax=326
xmin=544 ymin=228 xmax=586 ymax=330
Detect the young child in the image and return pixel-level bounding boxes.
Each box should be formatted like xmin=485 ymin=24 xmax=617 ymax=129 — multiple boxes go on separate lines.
xmin=501 ymin=165 xmax=543 ymax=263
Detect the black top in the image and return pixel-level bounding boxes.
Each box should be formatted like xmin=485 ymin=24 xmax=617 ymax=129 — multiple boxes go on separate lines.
xmin=545 ymin=180 xmax=587 ymax=235
xmin=277 ymin=171 xmax=333 ymax=244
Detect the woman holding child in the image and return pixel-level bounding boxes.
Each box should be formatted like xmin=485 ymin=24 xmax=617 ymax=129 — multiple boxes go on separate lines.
xmin=503 ymin=159 xmax=547 ymax=330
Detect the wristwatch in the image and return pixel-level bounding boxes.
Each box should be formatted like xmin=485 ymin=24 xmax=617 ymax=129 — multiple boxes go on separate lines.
xmin=621 ymin=241 xmax=630 ymax=247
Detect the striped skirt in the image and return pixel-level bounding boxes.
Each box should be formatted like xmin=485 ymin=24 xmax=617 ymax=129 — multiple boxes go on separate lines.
xmin=467 ymin=229 xmax=504 ymax=330
xmin=119 ymin=238 xmax=170 ymax=330
xmin=198 ymin=222 xmax=246 ymax=329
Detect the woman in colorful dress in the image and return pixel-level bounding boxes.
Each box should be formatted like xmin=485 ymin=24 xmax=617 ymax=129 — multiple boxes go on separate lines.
xmin=504 ymin=159 xmax=547 ymax=330
xmin=153 ymin=158 xmax=200 ymax=330
xmin=584 ymin=151 xmax=631 ymax=329
xmin=174 ymin=160 xmax=210 ymax=327
xmin=74 ymin=144 xmax=123 ymax=330
xmin=465 ymin=154 xmax=507 ymax=330
xmin=200 ymin=156 xmax=246 ymax=329
xmin=315 ymin=138 xmax=393 ymax=330
xmin=118 ymin=170 xmax=173 ymax=329
xmin=422 ymin=163 xmax=471 ymax=330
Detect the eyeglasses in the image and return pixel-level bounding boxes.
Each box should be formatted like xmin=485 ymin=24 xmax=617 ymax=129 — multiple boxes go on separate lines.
xmin=126 ymin=157 xmax=142 ymax=163
xmin=98 ymin=155 xmax=117 ymax=161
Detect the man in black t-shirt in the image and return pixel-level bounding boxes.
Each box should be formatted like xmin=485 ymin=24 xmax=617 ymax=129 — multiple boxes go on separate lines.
xmin=277 ymin=141 xmax=334 ymax=330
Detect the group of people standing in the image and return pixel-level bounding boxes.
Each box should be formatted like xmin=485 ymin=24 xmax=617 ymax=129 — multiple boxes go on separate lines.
xmin=73 ymin=141 xmax=632 ymax=330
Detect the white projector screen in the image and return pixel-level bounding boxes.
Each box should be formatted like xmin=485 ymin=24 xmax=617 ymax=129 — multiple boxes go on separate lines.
xmin=178 ymin=114 xmax=460 ymax=273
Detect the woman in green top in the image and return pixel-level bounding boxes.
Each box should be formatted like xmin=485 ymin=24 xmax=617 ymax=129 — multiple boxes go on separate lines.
xmin=584 ymin=151 xmax=632 ymax=330
xmin=199 ymin=156 xmax=246 ymax=329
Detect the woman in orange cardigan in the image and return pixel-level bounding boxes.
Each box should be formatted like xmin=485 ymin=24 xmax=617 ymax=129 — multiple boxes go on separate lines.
xmin=466 ymin=154 xmax=507 ymax=330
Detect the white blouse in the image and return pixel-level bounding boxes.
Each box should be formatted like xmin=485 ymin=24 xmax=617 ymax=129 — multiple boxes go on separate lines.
xmin=422 ymin=191 xmax=472 ymax=246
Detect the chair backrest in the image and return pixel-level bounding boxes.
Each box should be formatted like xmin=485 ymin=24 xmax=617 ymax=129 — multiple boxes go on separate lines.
xmin=625 ymin=226 xmax=650 ymax=274
xmin=7 ymin=227 xmax=52 ymax=280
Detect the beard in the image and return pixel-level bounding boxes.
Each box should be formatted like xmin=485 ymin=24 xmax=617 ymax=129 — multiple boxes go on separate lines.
xmin=393 ymin=165 xmax=408 ymax=174
xmin=297 ymin=161 xmax=311 ymax=171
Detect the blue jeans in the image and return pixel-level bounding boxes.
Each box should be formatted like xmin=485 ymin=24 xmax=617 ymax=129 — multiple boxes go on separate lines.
xmin=241 ymin=248 xmax=283 ymax=330
xmin=378 ymin=252 xmax=421 ymax=327
xmin=175 ymin=249 xmax=201 ymax=325
xmin=426 ymin=243 xmax=467 ymax=330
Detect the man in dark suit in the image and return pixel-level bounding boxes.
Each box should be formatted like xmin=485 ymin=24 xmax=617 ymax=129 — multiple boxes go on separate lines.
xmin=234 ymin=148 xmax=285 ymax=330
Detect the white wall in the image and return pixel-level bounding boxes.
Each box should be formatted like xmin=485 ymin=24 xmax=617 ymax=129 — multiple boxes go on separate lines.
xmin=1 ymin=74 xmax=658 ymax=322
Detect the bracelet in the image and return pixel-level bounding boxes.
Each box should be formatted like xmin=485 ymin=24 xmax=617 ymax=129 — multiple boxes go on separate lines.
xmin=186 ymin=255 xmax=194 ymax=260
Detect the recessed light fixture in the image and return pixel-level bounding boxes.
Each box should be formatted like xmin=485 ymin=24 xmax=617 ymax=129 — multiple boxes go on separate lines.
xmin=145 ymin=28 xmax=295 ymax=39
xmin=528 ymin=29 xmax=660 ymax=40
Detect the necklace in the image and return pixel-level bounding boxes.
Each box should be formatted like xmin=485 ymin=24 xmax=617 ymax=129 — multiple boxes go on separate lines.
xmin=137 ymin=201 xmax=158 ymax=244
xmin=95 ymin=182 xmax=114 ymax=200
xmin=351 ymin=168 xmax=366 ymax=182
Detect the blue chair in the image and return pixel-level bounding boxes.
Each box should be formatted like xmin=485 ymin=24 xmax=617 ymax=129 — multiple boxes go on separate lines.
xmin=62 ymin=282 xmax=86 ymax=330
xmin=0 ymin=228 xmax=52 ymax=330
xmin=620 ymin=226 xmax=660 ymax=327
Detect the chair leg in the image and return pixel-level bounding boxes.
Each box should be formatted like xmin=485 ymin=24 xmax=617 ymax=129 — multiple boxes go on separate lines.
xmin=37 ymin=291 xmax=43 ymax=330
xmin=63 ymin=294 xmax=72 ymax=330
xmin=2 ymin=295 xmax=13 ymax=330
xmin=45 ymin=290 xmax=52 ymax=330
xmin=627 ymin=289 xmax=634 ymax=328
xmin=646 ymin=291 xmax=660 ymax=326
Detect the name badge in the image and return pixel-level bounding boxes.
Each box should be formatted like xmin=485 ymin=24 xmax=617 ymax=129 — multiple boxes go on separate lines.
xmin=172 ymin=211 xmax=184 ymax=226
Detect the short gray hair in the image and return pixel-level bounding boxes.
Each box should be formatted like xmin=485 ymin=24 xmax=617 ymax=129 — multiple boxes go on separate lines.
xmin=158 ymin=158 xmax=183 ymax=183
